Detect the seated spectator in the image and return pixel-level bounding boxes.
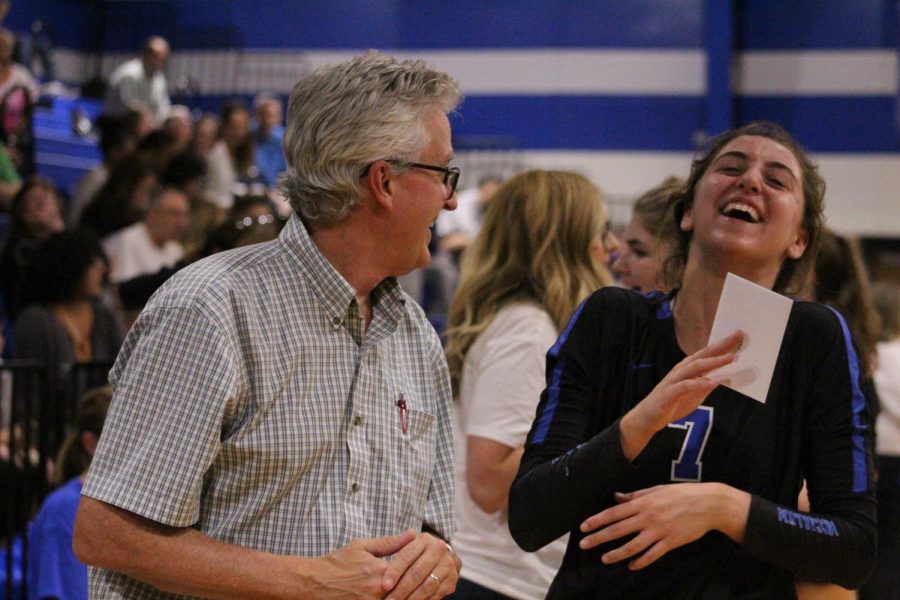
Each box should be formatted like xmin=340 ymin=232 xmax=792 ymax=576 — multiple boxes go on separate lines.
xmin=0 ymin=28 xmax=39 ymax=177
xmin=79 ymin=154 xmax=156 ymax=238
xmin=160 ymin=148 xmax=217 ymax=256
xmin=135 ymin=128 xmax=178 ymax=175
xmin=27 ymin=385 xmax=111 ymax=600
xmin=201 ymin=193 xmax=281 ymax=255
xmin=12 ymin=228 xmax=124 ymax=404
xmin=252 ymin=93 xmax=286 ymax=188
xmin=115 ymin=193 xmax=281 ymax=314
xmin=120 ymin=105 xmax=154 ymax=140
xmin=203 ymin=103 xmax=260 ymax=209
xmin=103 ymin=36 xmax=171 ymax=126
xmin=191 ymin=113 xmax=218 ymax=158
xmin=612 ymin=176 xmax=683 ymax=293
xmin=103 ymin=186 xmax=188 ymax=283
xmin=0 ymin=29 xmax=39 ymax=101
xmin=0 ymin=177 xmax=65 ymax=320
xmin=68 ymin=114 xmax=138 ymax=226
xmin=161 ymin=104 xmax=193 ymax=152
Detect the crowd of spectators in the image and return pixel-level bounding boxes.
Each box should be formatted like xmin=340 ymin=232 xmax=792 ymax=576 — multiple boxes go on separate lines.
xmin=0 ymin=33 xmax=291 ymax=359
xmin=0 ymin=33 xmax=294 ymax=595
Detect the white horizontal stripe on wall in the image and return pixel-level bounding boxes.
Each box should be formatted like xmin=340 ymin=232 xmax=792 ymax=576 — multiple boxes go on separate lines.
xmin=56 ymin=48 xmax=897 ymax=98
xmin=736 ymin=50 xmax=898 ymax=96
xmin=79 ymin=49 xmax=706 ymax=96
xmin=381 ymin=50 xmax=706 ymax=96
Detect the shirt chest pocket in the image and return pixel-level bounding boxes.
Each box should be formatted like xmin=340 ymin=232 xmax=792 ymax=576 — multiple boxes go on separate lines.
xmin=393 ymin=407 xmax=437 ymax=525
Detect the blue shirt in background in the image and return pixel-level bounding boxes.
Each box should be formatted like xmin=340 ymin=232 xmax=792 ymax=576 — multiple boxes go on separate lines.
xmin=253 ymin=125 xmax=286 ymax=187
xmin=27 ymin=477 xmax=87 ymax=600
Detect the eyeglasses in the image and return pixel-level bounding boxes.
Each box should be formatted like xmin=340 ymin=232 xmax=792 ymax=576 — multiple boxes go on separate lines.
xmin=390 ymin=161 xmax=461 ymax=200
xmin=234 ymin=214 xmax=276 ymax=231
xmin=361 ymin=160 xmax=461 ymax=200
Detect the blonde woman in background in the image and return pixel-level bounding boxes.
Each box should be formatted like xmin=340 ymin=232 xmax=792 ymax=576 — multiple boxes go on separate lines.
xmin=445 ymin=170 xmax=616 ymax=599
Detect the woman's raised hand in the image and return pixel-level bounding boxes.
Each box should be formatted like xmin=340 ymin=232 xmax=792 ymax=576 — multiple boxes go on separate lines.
xmin=619 ymin=330 xmax=743 ymax=461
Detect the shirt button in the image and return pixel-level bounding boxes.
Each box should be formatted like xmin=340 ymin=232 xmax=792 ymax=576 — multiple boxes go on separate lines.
xmin=331 ymin=316 xmax=341 ymax=328
xmin=351 ymin=483 xmax=360 ymax=493
xmin=353 ymin=415 xmax=363 ymax=426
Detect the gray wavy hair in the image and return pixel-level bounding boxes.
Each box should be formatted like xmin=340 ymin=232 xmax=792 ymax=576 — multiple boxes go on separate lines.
xmin=281 ymin=52 xmax=460 ymax=227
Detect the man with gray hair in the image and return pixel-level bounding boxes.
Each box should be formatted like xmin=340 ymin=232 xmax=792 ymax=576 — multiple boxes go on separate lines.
xmin=74 ymin=51 xmax=463 ymax=598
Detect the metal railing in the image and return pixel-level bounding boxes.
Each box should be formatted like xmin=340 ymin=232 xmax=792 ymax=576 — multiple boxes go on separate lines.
xmin=1 ymin=360 xmax=112 ymax=599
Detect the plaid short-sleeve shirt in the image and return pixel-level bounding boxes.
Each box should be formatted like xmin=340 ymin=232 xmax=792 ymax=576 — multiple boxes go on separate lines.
xmin=83 ymin=215 xmax=455 ymax=598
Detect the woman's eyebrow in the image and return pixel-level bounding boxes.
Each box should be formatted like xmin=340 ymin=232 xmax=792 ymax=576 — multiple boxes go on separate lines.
xmin=714 ymin=151 xmax=798 ymax=183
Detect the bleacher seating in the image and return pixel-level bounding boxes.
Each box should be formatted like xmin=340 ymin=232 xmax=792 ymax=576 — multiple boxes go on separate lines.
xmin=33 ymin=96 xmax=103 ymax=201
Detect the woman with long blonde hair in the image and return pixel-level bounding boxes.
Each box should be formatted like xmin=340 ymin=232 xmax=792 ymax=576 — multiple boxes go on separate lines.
xmin=445 ymin=170 xmax=615 ymax=599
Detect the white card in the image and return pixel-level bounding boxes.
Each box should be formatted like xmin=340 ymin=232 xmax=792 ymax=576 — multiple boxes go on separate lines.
xmin=706 ymin=272 xmax=793 ymax=403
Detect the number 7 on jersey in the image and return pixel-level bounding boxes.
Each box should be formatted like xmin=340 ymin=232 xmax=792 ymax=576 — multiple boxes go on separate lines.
xmin=667 ymin=406 xmax=714 ymax=482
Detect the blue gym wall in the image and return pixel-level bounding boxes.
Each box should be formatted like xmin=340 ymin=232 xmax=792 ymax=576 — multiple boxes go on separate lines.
xmin=7 ymin=0 xmax=899 ymax=234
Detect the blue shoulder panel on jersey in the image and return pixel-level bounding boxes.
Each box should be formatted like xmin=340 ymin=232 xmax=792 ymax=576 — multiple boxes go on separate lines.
xmin=825 ymin=306 xmax=871 ymax=494
xmin=654 ymin=296 xmax=673 ymax=320
xmin=532 ymin=297 xmax=591 ymax=444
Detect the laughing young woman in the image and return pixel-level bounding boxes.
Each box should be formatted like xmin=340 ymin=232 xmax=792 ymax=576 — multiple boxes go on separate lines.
xmin=509 ymin=122 xmax=876 ymax=598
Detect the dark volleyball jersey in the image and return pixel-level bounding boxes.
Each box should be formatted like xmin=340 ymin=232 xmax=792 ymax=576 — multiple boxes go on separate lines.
xmin=509 ymin=287 xmax=876 ymax=599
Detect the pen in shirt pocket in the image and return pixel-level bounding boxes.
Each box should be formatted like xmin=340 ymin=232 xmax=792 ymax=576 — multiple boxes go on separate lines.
xmin=396 ymin=394 xmax=408 ymax=435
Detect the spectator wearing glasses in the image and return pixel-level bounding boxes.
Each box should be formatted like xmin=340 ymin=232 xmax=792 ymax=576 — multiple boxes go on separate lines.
xmin=115 ymin=194 xmax=283 ymax=315
xmin=74 ymin=52 xmax=463 ymax=598
xmin=200 ymin=194 xmax=282 ymax=255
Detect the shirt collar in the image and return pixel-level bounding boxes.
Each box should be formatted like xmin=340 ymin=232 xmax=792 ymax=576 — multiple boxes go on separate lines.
xmin=279 ymin=214 xmax=407 ymax=324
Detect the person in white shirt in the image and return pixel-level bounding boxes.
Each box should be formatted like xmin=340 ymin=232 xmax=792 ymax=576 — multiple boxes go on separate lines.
xmin=444 ymin=170 xmax=617 ymax=599
xmin=103 ymin=186 xmax=188 ymax=284
xmin=104 ymin=36 xmax=171 ymax=126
